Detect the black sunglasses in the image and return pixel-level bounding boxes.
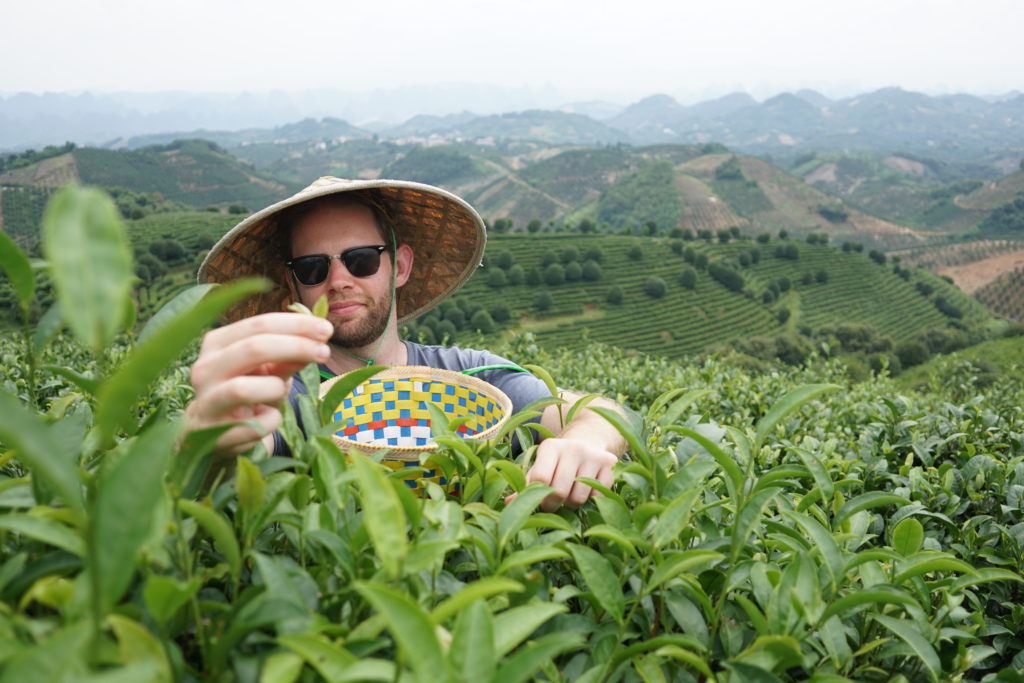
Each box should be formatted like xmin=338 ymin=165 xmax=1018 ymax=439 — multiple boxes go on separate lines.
xmin=286 ymin=245 xmax=387 ymax=286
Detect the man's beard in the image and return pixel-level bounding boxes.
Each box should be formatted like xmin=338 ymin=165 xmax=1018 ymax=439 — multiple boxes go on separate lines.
xmin=329 ymin=291 xmax=392 ymax=348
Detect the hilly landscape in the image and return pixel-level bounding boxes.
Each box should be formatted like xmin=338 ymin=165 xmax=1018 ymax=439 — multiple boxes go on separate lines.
xmin=2 ymin=88 xmax=1024 ymax=360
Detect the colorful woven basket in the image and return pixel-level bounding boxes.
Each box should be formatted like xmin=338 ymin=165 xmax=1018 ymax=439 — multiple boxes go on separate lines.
xmin=319 ymin=366 xmax=513 ymax=491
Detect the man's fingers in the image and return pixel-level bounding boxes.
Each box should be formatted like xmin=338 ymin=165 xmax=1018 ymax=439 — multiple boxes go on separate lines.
xmin=192 ymin=334 xmax=330 ymax=388
xmin=212 ymin=407 xmax=283 ymax=454
xmin=192 ymin=375 xmax=291 ymax=423
xmin=200 ymin=313 xmax=333 ymax=353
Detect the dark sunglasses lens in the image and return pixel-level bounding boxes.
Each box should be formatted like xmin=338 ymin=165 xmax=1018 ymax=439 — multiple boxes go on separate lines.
xmin=292 ymin=256 xmax=330 ymax=285
xmin=342 ymin=247 xmax=382 ymax=278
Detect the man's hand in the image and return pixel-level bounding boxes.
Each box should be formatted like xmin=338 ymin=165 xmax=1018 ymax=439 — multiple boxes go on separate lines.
xmin=525 ymin=436 xmax=618 ymax=512
xmin=184 ymin=312 xmax=333 ymax=456
xmin=509 ymin=392 xmax=627 ymax=512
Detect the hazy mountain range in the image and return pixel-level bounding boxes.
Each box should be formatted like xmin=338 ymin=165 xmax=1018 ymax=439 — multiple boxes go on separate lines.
xmin=3 ymin=87 xmax=1024 ymax=171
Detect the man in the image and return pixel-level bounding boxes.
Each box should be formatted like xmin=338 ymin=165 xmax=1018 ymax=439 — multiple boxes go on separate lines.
xmin=186 ymin=177 xmax=625 ymax=511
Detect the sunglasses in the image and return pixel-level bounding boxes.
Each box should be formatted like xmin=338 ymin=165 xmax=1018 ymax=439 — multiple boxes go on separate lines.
xmin=286 ymin=245 xmax=387 ymax=286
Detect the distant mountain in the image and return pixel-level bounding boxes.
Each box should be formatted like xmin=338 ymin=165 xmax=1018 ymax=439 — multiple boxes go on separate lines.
xmin=440 ymin=110 xmax=629 ymax=146
xmin=111 ymin=117 xmax=372 ymax=150
xmin=382 ymin=112 xmax=480 ymax=138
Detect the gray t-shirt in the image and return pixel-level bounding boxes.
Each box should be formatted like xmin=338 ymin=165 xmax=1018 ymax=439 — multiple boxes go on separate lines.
xmin=272 ymin=341 xmax=551 ymax=456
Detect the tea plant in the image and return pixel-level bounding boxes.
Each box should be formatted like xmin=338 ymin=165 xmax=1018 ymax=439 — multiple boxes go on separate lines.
xmin=0 ymin=186 xmax=1022 ymax=681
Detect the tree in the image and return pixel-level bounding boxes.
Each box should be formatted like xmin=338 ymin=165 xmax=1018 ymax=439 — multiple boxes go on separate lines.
xmin=756 ymin=233 xmax=771 ymax=244
xmin=561 ymin=246 xmax=580 ymax=263
xmin=708 ymin=262 xmax=745 ymax=292
xmin=777 ymin=276 xmax=791 ymax=292
xmin=507 ymin=264 xmax=525 ymax=286
xmin=694 ymin=253 xmax=709 ymax=270
xmin=778 ymin=230 xmax=789 ymax=239
xmin=535 ymin=290 xmax=553 ymax=311
xmin=577 ymin=218 xmax=596 ymax=234
xmin=489 ymin=302 xmax=511 ymax=322
xmin=816 ymin=269 xmax=829 ymax=284
xmin=527 ymin=219 xmax=542 ymax=233
xmin=541 ymin=251 xmax=558 ymax=267
xmin=470 ymin=310 xmax=495 ymax=334
xmin=565 ymin=262 xmax=582 ymax=282
xmin=683 ymin=247 xmax=696 ymax=264
xmin=749 ymin=248 xmax=761 ymax=264
xmin=670 ymin=240 xmax=683 ymax=255
xmin=868 ymin=249 xmax=887 ymax=265
xmin=717 ymin=229 xmax=731 ymax=243
xmin=494 ymin=251 xmax=514 ymax=269
xmin=582 ymin=260 xmax=602 ymax=281
xmin=525 ymin=267 xmax=541 ymax=286
xmin=627 ymin=245 xmax=644 ymax=261
xmin=487 ymin=269 xmax=507 ymax=288
xmin=679 ymin=266 xmax=697 ymax=290
xmin=777 ymin=309 xmax=791 ymax=324
xmin=228 ymin=204 xmax=249 ymax=215
xmin=606 ymin=286 xmax=624 ymax=304
xmin=644 ymin=276 xmax=667 ymax=298
xmin=443 ymin=307 xmax=465 ymax=330
xmin=585 ymin=246 xmax=604 ymax=262
xmin=544 ymin=263 xmax=566 ymax=286
xmin=895 ymin=340 xmax=930 ymax=368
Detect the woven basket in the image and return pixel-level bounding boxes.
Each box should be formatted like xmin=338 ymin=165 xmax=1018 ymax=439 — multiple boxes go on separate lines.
xmin=319 ymin=366 xmax=512 ymax=491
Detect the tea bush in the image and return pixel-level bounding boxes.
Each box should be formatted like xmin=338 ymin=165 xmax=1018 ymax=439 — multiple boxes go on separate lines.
xmin=0 ymin=187 xmax=1023 ymax=681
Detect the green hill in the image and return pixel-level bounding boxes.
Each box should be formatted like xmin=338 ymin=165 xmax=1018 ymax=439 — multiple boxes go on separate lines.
xmin=403 ymin=232 xmax=994 ymax=361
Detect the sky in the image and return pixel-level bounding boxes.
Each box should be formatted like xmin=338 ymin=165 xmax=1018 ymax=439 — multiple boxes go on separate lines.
xmin=4 ymin=0 xmax=1022 ymax=103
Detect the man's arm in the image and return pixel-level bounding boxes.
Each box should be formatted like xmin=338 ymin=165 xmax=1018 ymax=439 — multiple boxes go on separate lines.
xmin=523 ymin=391 xmax=628 ymax=512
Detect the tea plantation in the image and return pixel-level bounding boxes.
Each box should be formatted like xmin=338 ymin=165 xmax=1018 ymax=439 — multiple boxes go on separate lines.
xmin=0 ymin=186 xmax=1022 ymax=681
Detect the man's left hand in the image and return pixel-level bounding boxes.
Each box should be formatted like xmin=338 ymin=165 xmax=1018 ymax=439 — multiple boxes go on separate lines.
xmin=524 ymin=437 xmax=618 ymax=511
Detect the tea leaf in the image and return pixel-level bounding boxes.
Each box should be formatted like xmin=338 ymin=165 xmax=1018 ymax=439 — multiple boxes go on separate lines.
xmin=673 ymin=426 xmax=743 ymax=503
xmin=833 ymin=492 xmax=909 ymax=527
xmin=872 ymin=614 xmax=941 ymax=681
xmin=236 ymin=457 xmax=268 ymax=521
xmin=276 ymin=633 xmax=357 ymax=681
xmin=143 ymin=575 xmax=201 ymax=627
xmin=657 ymin=388 xmax=712 ymax=429
xmin=0 ymin=620 xmax=90 ymax=682
xmin=0 ymin=389 xmax=84 ymax=514
xmin=449 ymin=600 xmax=496 ymax=682
xmin=95 ymin=278 xmax=270 ymax=440
xmin=137 ymin=283 xmax=215 ymax=343
xmin=494 ymin=602 xmax=567 ymax=657
xmin=430 ymin=576 xmax=524 ymax=624
xmin=753 ymin=384 xmax=840 ymax=450
xmin=491 ymin=632 xmax=583 ymax=683
xmin=497 ymin=546 xmax=571 ymax=574
xmin=41 ymin=185 xmax=134 ymax=353
xmin=90 ymin=419 xmax=180 ymax=616
xmin=0 ymin=515 xmax=84 ymax=556
xmin=258 ymin=651 xmax=304 ymax=683
xmin=350 ymin=453 xmax=407 ymax=579
xmin=319 ymin=364 xmax=389 ymax=428
xmin=0 ymin=230 xmax=34 ymax=313
xmin=818 ymin=589 xmax=920 ymax=623
xmin=498 ymin=482 xmax=553 ymax=550
xmin=311 ymin=294 xmax=329 ymax=319
xmin=107 ymin=614 xmax=171 ymax=679
xmin=177 ymin=499 xmax=242 ymax=579
xmin=651 ymin=486 xmax=700 ymax=549
xmin=894 ymin=552 xmax=976 ymax=583
xmin=646 ymin=550 xmax=724 ymax=592
xmin=354 ymin=580 xmax=450 ymax=682
xmin=564 ymin=542 xmax=625 ymax=622
xmin=891 ymin=517 xmax=924 ymax=556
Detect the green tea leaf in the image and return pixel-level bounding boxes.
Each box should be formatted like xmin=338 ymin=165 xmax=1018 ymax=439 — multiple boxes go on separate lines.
xmin=818 ymin=589 xmax=920 ymax=623
xmin=673 ymin=426 xmax=743 ymax=504
xmin=354 ymin=580 xmax=450 ymax=682
xmin=276 ymin=633 xmax=356 ymax=681
xmin=753 ymin=384 xmax=840 ymax=450
xmin=651 ymin=486 xmax=700 ymax=549
xmin=350 ymin=452 xmax=407 ymax=579
xmin=871 ymin=614 xmax=941 ymax=681
xmin=0 ymin=514 xmax=84 ymax=556
xmin=894 ymin=552 xmax=976 ymax=583
xmin=0 ymin=390 xmax=84 ymax=514
xmin=0 ymin=620 xmax=90 ymax=683
xmin=311 ymin=293 xmax=329 ymax=319
xmin=491 ymin=632 xmax=583 ymax=683
xmin=319 ymin=364 xmax=389 ymax=429
xmin=646 ymin=550 xmax=724 ymax=592
xmin=499 ymin=482 xmax=553 ymax=550
xmin=95 ymin=278 xmax=270 ymax=440
xmin=41 ymin=185 xmax=134 ymax=352
xmin=236 ymin=456 xmax=268 ymax=521
xmin=137 ymin=283 xmax=215 ymax=343
xmin=833 ymin=492 xmax=909 ymax=527
xmin=493 ymin=602 xmax=567 ymax=657
xmin=259 ymin=651 xmax=304 ymax=683
xmin=89 ymin=419 xmax=180 ymax=616
xmin=143 ymin=575 xmax=201 ymax=627
xmin=107 ymin=614 xmax=171 ymax=679
xmin=430 ymin=576 xmax=524 ymax=624
xmin=449 ymin=600 xmax=496 ymax=682
xmin=564 ymin=542 xmax=624 ymax=622
xmin=891 ymin=517 xmax=924 ymax=556
xmin=657 ymin=388 xmax=712 ymax=429
xmin=497 ymin=546 xmax=571 ymax=574
xmin=0 ymin=230 xmax=34 ymax=313
xmin=178 ymin=499 xmax=242 ymax=579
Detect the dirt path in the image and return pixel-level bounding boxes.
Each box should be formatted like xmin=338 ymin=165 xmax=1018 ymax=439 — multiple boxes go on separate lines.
xmin=938 ymin=249 xmax=1024 ymax=294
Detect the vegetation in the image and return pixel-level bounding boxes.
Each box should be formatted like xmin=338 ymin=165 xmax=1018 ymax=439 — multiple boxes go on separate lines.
xmin=381 ymin=146 xmax=477 ymax=186
xmin=596 ymin=161 xmax=682 ymax=232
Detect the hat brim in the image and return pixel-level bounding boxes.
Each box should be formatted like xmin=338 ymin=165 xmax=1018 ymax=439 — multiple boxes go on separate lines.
xmin=197 ymin=177 xmax=486 ymax=324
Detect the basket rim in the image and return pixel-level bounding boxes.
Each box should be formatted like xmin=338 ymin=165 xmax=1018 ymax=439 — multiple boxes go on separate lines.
xmin=318 ymin=365 xmax=513 ymax=456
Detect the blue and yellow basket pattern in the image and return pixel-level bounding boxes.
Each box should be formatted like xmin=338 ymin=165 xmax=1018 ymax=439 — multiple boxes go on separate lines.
xmin=320 ymin=366 xmax=513 ymax=492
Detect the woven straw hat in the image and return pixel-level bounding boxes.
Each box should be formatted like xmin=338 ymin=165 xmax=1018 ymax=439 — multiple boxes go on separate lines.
xmin=197 ymin=177 xmax=486 ymax=323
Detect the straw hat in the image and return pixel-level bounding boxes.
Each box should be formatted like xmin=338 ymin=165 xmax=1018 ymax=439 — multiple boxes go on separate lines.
xmin=197 ymin=177 xmax=486 ymax=323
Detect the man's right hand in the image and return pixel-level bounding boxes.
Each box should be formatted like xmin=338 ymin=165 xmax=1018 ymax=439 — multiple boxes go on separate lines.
xmin=184 ymin=313 xmax=334 ymax=456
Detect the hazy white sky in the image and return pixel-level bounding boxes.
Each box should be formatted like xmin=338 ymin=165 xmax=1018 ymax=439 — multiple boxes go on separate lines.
xmin=5 ymin=0 xmax=1021 ymax=101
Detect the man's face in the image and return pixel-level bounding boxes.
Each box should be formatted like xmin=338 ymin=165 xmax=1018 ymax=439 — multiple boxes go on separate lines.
xmin=288 ymin=202 xmax=409 ymax=349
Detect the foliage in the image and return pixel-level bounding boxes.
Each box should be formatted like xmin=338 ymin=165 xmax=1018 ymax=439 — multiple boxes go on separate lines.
xmin=979 ymin=197 xmax=1024 ymax=235
xmin=381 ymin=146 xmax=476 ymax=186
xmin=596 ymin=161 xmax=683 ymax=232
xmin=643 ymin=276 xmax=667 ymax=298
xmin=1 ymin=192 xmax=1024 ymax=680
